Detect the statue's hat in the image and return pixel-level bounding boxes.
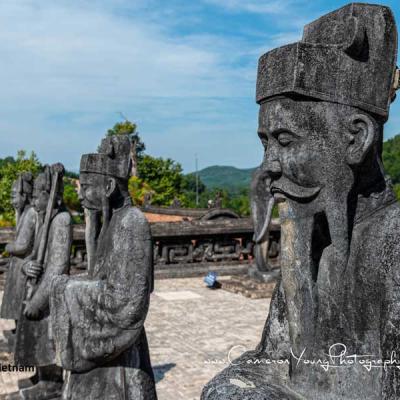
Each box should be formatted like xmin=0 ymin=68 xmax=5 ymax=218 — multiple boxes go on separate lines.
xmin=80 ymin=135 xmax=132 ymax=180
xmin=16 ymin=172 xmax=33 ymax=195
xmin=256 ymin=3 xmax=398 ymax=119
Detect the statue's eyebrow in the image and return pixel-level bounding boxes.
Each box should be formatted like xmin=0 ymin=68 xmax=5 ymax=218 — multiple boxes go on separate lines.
xmin=270 ymin=128 xmax=300 ymax=139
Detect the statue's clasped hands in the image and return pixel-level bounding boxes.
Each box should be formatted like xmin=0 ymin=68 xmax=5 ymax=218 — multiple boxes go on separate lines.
xmin=23 ymin=260 xmax=43 ymax=279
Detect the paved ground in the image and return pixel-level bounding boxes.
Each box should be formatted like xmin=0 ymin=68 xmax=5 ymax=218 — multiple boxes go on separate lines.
xmin=0 ymin=277 xmax=271 ymax=399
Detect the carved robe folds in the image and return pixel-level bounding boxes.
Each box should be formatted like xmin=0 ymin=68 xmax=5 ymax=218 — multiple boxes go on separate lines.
xmin=50 ymin=206 xmax=157 ymax=400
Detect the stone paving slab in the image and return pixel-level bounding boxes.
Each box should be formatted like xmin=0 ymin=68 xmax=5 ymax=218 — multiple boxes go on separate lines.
xmin=0 ymin=277 xmax=271 ymax=399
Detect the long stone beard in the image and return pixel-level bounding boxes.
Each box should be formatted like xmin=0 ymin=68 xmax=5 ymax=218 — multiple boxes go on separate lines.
xmin=84 ymin=208 xmax=101 ymax=276
xmin=278 ymin=181 xmax=353 ymax=364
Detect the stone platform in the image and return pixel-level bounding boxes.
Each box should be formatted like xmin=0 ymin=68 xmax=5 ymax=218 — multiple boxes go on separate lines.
xmin=0 ymin=277 xmax=272 ymax=399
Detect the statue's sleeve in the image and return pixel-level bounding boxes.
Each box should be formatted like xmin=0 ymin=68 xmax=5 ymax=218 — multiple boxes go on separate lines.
xmin=50 ymin=210 xmax=153 ymax=372
xmin=29 ymin=212 xmax=72 ymax=313
xmin=7 ymin=207 xmax=36 ymax=256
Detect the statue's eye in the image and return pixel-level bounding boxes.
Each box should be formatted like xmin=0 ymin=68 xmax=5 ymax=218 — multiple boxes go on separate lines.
xmin=277 ymin=132 xmax=294 ymax=147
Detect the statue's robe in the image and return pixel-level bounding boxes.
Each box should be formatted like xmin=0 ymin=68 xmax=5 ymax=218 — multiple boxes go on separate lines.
xmin=50 ymin=205 xmax=157 ymax=400
xmin=202 ymin=192 xmax=400 ymax=400
xmin=1 ymin=205 xmax=37 ymax=320
xmin=14 ymin=209 xmax=72 ymax=366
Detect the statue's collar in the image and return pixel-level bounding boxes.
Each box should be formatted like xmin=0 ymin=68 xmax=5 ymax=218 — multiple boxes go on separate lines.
xmin=354 ymin=178 xmax=397 ymax=225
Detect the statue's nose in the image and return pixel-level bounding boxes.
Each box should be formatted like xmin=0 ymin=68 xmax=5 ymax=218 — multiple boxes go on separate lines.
xmin=266 ymin=160 xmax=282 ymax=179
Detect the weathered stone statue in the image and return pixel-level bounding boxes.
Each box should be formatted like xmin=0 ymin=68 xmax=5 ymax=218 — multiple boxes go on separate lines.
xmin=202 ymin=3 xmax=400 ymax=399
xmin=49 ymin=135 xmax=157 ymax=399
xmin=1 ymin=173 xmax=37 ymax=328
xmin=9 ymin=164 xmax=72 ymax=400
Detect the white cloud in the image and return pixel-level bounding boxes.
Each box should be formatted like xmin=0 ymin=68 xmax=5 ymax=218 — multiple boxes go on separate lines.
xmin=0 ymin=0 xmax=264 ymax=170
xmin=0 ymin=0 xmax=256 ymax=114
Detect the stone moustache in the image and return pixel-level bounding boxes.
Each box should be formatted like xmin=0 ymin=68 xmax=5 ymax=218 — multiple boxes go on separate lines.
xmin=50 ymin=135 xmax=158 ymax=399
xmin=202 ymin=3 xmax=400 ymax=400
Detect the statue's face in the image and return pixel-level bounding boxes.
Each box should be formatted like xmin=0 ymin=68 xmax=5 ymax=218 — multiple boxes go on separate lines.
xmin=11 ymin=182 xmax=25 ymax=211
xmin=79 ymin=173 xmax=105 ymax=211
xmin=32 ymin=178 xmax=50 ymax=213
xmin=258 ymin=97 xmax=350 ymax=205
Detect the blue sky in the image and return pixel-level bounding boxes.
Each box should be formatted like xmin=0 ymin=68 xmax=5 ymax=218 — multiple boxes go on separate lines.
xmin=0 ymin=0 xmax=399 ymax=173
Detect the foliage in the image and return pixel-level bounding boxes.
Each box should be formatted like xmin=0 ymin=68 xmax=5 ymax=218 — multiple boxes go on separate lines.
xmin=137 ymin=155 xmax=187 ymax=206
xmin=63 ymin=178 xmax=82 ymax=214
xmin=182 ymin=173 xmax=206 ymax=194
xmin=128 ymin=176 xmax=154 ymax=206
xmin=383 ymin=135 xmax=400 ymax=186
xmin=227 ymin=187 xmax=251 ymax=216
xmin=393 ymin=184 xmax=400 ymax=202
xmin=0 ymin=151 xmax=42 ymax=225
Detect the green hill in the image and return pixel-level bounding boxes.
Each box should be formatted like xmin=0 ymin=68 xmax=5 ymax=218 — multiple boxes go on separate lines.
xmin=193 ymin=165 xmax=256 ymax=191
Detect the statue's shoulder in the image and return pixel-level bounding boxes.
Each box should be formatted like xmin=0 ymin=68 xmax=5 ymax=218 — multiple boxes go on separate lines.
xmin=119 ymin=206 xmax=150 ymax=235
xmin=23 ymin=205 xmax=37 ymax=219
xmin=53 ymin=210 xmax=72 ymax=227
xmin=382 ymin=201 xmax=400 ymax=230
xmin=371 ymin=202 xmax=400 ymax=251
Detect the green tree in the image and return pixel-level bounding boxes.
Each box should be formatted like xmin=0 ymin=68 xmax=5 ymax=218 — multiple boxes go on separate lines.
xmin=128 ymin=176 xmax=154 ymax=206
xmin=0 ymin=151 xmax=42 ymax=225
xmin=383 ymin=134 xmax=400 ymax=185
xmin=63 ymin=178 xmax=82 ymax=213
xmin=180 ymin=173 xmax=206 ymax=207
xmin=393 ymin=183 xmax=400 ymax=201
xmin=226 ymin=187 xmax=251 ymax=216
xmin=137 ymin=155 xmax=187 ymax=206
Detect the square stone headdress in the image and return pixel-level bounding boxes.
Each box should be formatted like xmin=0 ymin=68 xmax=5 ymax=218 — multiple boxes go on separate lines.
xmin=256 ymin=3 xmax=398 ymax=119
xmin=80 ymin=135 xmax=132 ymax=180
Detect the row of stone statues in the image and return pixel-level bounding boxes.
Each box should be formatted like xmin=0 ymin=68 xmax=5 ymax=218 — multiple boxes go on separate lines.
xmin=2 ymin=2 xmax=400 ymax=399
xmin=1 ymin=135 xmax=157 ymax=399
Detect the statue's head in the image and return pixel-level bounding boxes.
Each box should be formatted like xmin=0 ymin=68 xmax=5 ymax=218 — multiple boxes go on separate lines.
xmin=258 ymin=98 xmax=385 ymax=210
xmin=79 ymin=135 xmax=131 ymax=211
xmin=256 ymin=3 xmax=398 ymax=212
xmin=32 ymin=165 xmax=64 ymax=213
xmin=11 ymin=172 xmax=33 ymax=212
xmin=252 ymin=3 xmax=398 ymax=258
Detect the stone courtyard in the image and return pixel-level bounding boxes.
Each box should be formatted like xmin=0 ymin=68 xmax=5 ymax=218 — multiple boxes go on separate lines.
xmin=0 ymin=276 xmax=271 ymax=399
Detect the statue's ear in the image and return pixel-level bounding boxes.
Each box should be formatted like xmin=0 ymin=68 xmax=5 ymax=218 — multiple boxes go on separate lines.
xmin=346 ymin=113 xmax=375 ymax=166
xmin=105 ymin=177 xmax=117 ymax=198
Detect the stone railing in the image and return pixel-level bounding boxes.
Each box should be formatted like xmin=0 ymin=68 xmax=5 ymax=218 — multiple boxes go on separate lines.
xmin=0 ymin=211 xmax=281 ymax=279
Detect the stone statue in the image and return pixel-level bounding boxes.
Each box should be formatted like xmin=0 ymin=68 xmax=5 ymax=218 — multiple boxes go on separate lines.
xmin=143 ymin=191 xmax=153 ymax=207
xmin=214 ymin=192 xmax=222 ymax=208
xmin=9 ymin=164 xmax=72 ymax=400
xmin=202 ymin=3 xmax=400 ymax=399
xmin=1 ymin=173 xmax=37 ymax=343
xmin=170 ymin=196 xmax=182 ymax=208
xmin=49 ymin=135 xmax=157 ymax=399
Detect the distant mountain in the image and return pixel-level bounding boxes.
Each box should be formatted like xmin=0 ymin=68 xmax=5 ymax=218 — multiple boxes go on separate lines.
xmin=193 ymin=165 xmax=256 ymax=191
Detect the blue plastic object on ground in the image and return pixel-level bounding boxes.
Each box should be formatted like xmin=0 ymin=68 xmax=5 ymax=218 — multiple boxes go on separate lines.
xmin=204 ymin=272 xmax=218 ymax=288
